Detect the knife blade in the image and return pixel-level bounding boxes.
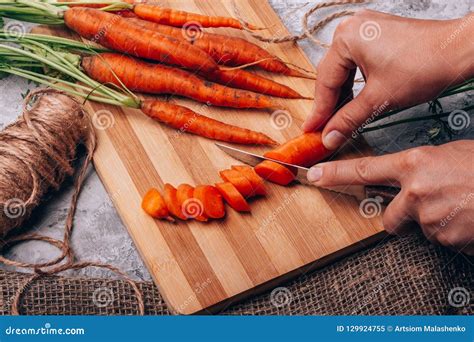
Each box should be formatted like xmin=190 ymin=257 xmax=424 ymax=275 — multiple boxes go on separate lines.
xmin=215 ymin=143 xmax=399 ymax=204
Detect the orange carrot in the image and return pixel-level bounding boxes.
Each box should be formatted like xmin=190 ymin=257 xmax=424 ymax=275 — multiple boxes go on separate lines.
xmin=81 ymin=53 xmax=276 ymax=108
xmin=133 ymin=3 xmax=260 ymax=30
xmin=125 ymin=17 xmax=312 ymax=79
xmin=194 ymin=185 xmax=226 ymax=219
xmin=63 ymin=7 xmax=218 ymax=73
xmin=231 ymin=165 xmax=266 ymax=196
xmin=215 ymin=182 xmax=251 ymax=212
xmin=264 ymin=132 xmax=331 ymax=167
xmin=163 ymin=183 xmax=187 ymax=220
xmin=141 ymin=188 xmax=174 ymax=221
xmin=140 ymin=100 xmax=277 ymax=146
xmin=176 ymin=184 xmax=207 ymax=221
xmin=207 ymin=69 xmax=310 ymax=99
xmin=219 ymin=169 xmax=255 ymax=198
xmin=254 ymin=160 xmax=296 ymax=186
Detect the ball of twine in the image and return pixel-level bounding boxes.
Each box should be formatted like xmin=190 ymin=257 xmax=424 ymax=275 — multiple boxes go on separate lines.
xmin=0 ymin=89 xmax=144 ymax=315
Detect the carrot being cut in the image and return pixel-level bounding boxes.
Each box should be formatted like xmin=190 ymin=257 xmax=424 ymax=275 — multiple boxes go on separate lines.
xmin=176 ymin=184 xmax=207 ymax=221
xmin=140 ymin=100 xmax=277 ymax=146
xmin=264 ymin=132 xmax=331 ymax=167
xmin=142 ymin=188 xmax=174 ymax=221
xmin=219 ymin=169 xmax=255 ymax=198
xmin=254 ymin=160 xmax=296 ymax=186
xmin=194 ymin=185 xmax=226 ymax=219
xmin=125 ymin=17 xmax=313 ymax=80
xmin=163 ymin=184 xmax=187 ymax=220
xmin=215 ymin=182 xmax=251 ymax=212
xmin=133 ymin=3 xmax=261 ymax=30
xmin=63 ymin=8 xmax=218 ymax=73
xmin=231 ymin=165 xmax=266 ymax=196
xmin=81 ymin=53 xmax=276 ymax=109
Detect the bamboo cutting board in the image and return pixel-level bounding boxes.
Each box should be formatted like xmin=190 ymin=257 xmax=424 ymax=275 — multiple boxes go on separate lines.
xmin=35 ymin=0 xmax=385 ymax=314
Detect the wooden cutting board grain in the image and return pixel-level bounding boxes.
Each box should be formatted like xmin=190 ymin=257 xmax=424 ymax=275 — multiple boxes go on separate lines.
xmin=34 ymin=0 xmax=385 ymax=314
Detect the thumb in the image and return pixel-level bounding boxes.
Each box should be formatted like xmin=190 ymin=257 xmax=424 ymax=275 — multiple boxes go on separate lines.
xmin=321 ymin=85 xmax=387 ymax=150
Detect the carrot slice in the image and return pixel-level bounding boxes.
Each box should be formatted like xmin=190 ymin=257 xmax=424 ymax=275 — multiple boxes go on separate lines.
xmin=219 ymin=169 xmax=254 ymax=198
xmin=254 ymin=160 xmax=296 ymax=186
xmin=231 ymin=165 xmax=266 ymax=196
xmin=194 ymin=185 xmax=226 ymax=219
xmin=176 ymin=184 xmax=208 ymax=221
xmin=163 ymin=184 xmax=187 ymax=220
xmin=215 ymin=182 xmax=251 ymax=212
xmin=141 ymin=188 xmax=174 ymax=221
xmin=263 ymin=132 xmax=331 ymax=167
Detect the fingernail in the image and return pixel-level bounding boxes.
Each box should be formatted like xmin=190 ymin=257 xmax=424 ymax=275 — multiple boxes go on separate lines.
xmin=323 ymin=130 xmax=345 ymax=150
xmin=307 ymin=166 xmax=323 ymax=183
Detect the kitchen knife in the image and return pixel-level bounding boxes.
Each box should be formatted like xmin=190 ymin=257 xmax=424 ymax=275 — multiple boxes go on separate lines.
xmin=215 ymin=143 xmax=399 ymax=204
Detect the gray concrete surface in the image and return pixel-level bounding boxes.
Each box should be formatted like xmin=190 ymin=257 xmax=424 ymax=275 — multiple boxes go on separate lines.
xmin=0 ymin=0 xmax=472 ymax=281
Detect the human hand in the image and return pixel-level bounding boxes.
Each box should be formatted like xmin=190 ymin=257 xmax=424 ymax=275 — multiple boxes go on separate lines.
xmin=302 ymin=10 xmax=474 ymax=149
xmin=307 ymin=140 xmax=474 ymax=255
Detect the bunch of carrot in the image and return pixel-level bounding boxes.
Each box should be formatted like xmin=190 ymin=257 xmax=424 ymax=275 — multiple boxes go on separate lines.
xmin=142 ymin=132 xmax=332 ymax=222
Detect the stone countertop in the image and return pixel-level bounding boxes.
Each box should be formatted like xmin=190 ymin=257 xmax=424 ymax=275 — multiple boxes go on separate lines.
xmin=0 ymin=0 xmax=472 ymax=281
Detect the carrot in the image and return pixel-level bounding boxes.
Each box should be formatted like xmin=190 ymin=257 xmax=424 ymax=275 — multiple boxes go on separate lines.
xmin=140 ymin=100 xmax=277 ymax=146
xmin=163 ymin=183 xmax=187 ymax=220
xmin=264 ymin=132 xmax=331 ymax=167
xmin=63 ymin=7 xmax=218 ymax=73
xmin=194 ymin=185 xmax=226 ymax=219
xmin=219 ymin=169 xmax=255 ymax=198
xmin=254 ymin=160 xmax=296 ymax=186
xmin=141 ymin=188 xmax=174 ymax=221
xmin=125 ymin=17 xmax=312 ymax=79
xmin=215 ymin=182 xmax=251 ymax=212
xmin=207 ymin=69 xmax=310 ymax=99
xmin=231 ymin=165 xmax=266 ymax=196
xmin=81 ymin=53 xmax=277 ymax=109
xmin=176 ymin=184 xmax=207 ymax=221
xmin=133 ymin=3 xmax=261 ymax=30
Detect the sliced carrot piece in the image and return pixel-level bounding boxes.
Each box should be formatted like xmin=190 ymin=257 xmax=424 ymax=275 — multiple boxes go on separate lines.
xmin=163 ymin=184 xmax=187 ymax=220
xmin=194 ymin=185 xmax=226 ymax=219
xmin=219 ymin=169 xmax=254 ymax=198
xmin=231 ymin=165 xmax=267 ymax=196
xmin=141 ymin=188 xmax=174 ymax=221
xmin=176 ymin=183 xmax=208 ymax=221
xmin=215 ymin=182 xmax=251 ymax=212
xmin=254 ymin=160 xmax=296 ymax=186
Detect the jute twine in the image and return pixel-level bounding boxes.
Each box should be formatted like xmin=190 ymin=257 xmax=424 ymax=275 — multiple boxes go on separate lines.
xmin=0 ymin=89 xmax=144 ymax=315
xmin=233 ymin=0 xmax=368 ymax=48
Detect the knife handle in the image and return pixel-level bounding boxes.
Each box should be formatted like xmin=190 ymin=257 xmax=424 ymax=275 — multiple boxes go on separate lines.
xmin=365 ymin=185 xmax=400 ymax=205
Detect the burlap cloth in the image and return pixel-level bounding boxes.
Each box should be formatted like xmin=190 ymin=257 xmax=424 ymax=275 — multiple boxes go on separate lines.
xmin=1 ymin=232 xmax=472 ymax=315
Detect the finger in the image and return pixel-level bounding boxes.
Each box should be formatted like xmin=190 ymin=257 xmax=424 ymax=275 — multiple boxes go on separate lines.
xmin=382 ymin=191 xmax=415 ymax=235
xmin=307 ymin=154 xmax=403 ymax=187
xmin=321 ymin=85 xmax=382 ymax=150
xmin=302 ymin=44 xmax=355 ymax=132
